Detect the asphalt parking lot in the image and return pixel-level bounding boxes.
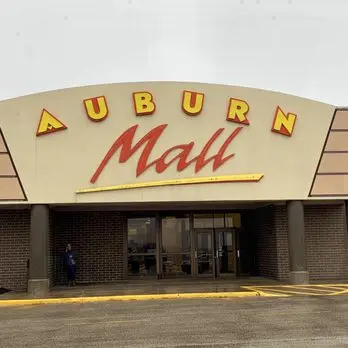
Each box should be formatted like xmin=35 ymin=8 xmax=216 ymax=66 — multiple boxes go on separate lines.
xmin=0 ymin=296 xmax=347 ymax=348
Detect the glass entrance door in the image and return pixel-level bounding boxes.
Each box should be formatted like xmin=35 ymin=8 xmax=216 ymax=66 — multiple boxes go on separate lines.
xmin=215 ymin=229 xmax=237 ymax=277
xmin=193 ymin=230 xmax=215 ymax=276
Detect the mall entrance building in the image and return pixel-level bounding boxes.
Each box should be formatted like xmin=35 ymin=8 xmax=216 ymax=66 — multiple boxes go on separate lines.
xmin=0 ymin=82 xmax=348 ymax=295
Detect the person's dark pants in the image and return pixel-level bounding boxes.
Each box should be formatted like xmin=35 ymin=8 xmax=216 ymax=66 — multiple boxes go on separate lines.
xmin=66 ymin=265 xmax=76 ymax=285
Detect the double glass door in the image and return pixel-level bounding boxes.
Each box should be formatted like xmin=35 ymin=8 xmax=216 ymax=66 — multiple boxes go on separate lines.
xmin=127 ymin=214 xmax=240 ymax=279
xmin=193 ymin=229 xmax=237 ymax=277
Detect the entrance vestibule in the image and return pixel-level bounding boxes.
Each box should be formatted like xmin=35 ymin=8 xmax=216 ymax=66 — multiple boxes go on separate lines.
xmin=127 ymin=212 xmax=246 ymax=279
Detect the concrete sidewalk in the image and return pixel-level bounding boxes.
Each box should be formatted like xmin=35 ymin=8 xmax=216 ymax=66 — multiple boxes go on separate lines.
xmin=1 ymin=278 xmax=347 ymax=306
xmin=3 ymin=277 xmax=282 ymax=298
xmin=0 ymin=278 xmax=279 ymax=305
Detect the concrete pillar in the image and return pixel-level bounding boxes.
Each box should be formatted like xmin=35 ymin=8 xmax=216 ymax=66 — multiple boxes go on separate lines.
xmin=287 ymin=201 xmax=309 ymax=284
xmin=28 ymin=205 xmax=49 ymax=296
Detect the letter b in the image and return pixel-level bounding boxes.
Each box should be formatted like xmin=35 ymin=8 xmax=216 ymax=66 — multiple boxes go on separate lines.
xmin=133 ymin=92 xmax=156 ymax=116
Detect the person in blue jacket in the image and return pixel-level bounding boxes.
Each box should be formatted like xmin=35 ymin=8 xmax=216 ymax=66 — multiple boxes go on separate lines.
xmin=64 ymin=243 xmax=77 ymax=286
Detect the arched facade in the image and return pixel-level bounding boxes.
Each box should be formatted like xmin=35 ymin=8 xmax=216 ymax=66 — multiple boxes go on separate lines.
xmin=0 ymin=82 xmax=347 ymax=294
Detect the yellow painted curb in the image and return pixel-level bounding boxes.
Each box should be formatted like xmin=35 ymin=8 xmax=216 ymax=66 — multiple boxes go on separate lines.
xmin=0 ymin=291 xmax=259 ymax=307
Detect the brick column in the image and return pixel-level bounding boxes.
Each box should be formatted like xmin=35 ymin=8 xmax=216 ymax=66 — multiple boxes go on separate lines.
xmin=28 ymin=205 xmax=49 ymax=296
xmin=287 ymin=201 xmax=309 ymax=284
xmin=344 ymin=202 xmax=348 ymax=280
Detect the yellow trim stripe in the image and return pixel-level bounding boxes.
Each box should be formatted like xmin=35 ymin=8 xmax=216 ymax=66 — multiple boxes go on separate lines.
xmin=76 ymin=173 xmax=264 ymax=194
xmin=0 ymin=292 xmax=260 ymax=307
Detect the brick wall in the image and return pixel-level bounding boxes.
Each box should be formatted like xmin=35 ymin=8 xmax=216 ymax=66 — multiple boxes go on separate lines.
xmin=274 ymin=205 xmax=290 ymax=281
xmin=255 ymin=203 xmax=348 ymax=281
xmin=0 ymin=210 xmax=30 ymax=291
xmin=304 ymin=204 xmax=348 ymax=280
xmin=252 ymin=205 xmax=289 ymax=281
xmin=48 ymin=211 xmax=54 ymax=287
xmin=253 ymin=206 xmax=278 ymax=279
xmin=2 ymin=204 xmax=347 ymax=291
xmin=52 ymin=211 xmax=126 ymax=285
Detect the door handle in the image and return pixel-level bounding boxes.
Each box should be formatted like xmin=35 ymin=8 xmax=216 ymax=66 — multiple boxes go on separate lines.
xmin=216 ymin=250 xmax=219 ymax=259
xmin=237 ymin=250 xmax=240 ymax=258
xmin=194 ymin=250 xmax=197 ymax=258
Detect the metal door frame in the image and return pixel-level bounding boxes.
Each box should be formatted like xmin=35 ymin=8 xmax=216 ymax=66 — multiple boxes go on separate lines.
xmin=192 ymin=228 xmax=216 ymax=277
xmin=214 ymin=228 xmax=238 ymax=278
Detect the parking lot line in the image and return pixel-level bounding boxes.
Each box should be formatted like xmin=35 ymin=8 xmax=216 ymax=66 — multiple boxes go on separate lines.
xmin=241 ymin=284 xmax=348 ymax=297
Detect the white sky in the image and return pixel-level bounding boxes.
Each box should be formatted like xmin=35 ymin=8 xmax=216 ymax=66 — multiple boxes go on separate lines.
xmin=1 ymin=0 xmax=347 ymax=105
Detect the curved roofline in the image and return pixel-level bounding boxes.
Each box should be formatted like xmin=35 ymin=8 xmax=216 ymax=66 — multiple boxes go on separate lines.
xmin=0 ymin=80 xmax=336 ymax=107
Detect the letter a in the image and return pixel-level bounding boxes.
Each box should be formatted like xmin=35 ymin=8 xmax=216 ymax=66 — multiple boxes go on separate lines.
xmin=36 ymin=109 xmax=67 ymax=137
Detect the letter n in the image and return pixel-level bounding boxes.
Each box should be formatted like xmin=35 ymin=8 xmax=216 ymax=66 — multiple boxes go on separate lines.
xmin=271 ymin=106 xmax=297 ymax=136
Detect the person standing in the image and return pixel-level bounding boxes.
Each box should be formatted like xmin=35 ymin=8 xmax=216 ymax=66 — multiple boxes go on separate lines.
xmin=64 ymin=243 xmax=77 ymax=286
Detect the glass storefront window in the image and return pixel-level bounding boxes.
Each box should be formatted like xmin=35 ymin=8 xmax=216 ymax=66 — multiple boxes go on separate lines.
xmin=213 ymin=213 xmax=225 ymax=228
xmin=162 ymin=254 xmax=191 ymax=277
xmin=162 ymin=216 xmax=190 ymax=253
xmin=128 ymin=255 xmax=157 ymax=276
xmin=193 ymin=213 xmax=226 ymax=228
xmin=161 ymin=216 xmax=191 ymax=277
xmin=193 ymin=214 xmax=214 ymax=228
xmin=128 ymin=217 xmax=156 ymax=253
xmin=126 ymin=212 xmax=243 ymax=277
xmin=127 ymin=217 xmax=156 ymax=276
xmin=225 ymin=213 xmax=241 ymax=228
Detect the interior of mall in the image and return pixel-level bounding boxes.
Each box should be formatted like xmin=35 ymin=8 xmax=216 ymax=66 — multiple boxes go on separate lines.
xmin=127 ymin=212 xmax=250 ymax=279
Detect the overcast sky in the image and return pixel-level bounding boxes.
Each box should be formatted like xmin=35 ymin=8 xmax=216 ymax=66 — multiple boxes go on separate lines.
xmin=1 ymin=0 xmax=347 ymax=105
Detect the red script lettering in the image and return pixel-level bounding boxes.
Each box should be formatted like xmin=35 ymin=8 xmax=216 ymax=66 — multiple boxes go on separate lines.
xmin=90 ymin=124 xmax=242 ymax=183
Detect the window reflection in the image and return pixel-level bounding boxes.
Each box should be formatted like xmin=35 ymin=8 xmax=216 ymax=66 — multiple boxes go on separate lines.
xmin=162 ymin=254 xmax=191 ymax=276
xmin=127 ymin=217 xmax=156 ymax=276
xmin=193 ymin=214 xmax=214 ymax=228
xmin=193 ymin=213 xmax=241 ymax=229
xmin=128 ymin=255 xmax=157 ymax=276
xmin=162 ymin=216 xmax=190 ymax=253
xmin=128 ymin=218 xmax=156 ymax=254
xmin=126 ymin=213 xmax=243 ymax=277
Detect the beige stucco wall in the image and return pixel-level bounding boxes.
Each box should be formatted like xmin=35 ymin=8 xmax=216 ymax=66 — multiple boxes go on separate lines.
xmin=0 ymin=82 xmax=336 ymax=204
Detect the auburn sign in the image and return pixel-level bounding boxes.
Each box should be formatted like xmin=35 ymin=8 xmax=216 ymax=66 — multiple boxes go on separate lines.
xmin=36 ymin=90 xmax=297 ymax=137
xmin=35 ymin=89 xmax=297 ymax=190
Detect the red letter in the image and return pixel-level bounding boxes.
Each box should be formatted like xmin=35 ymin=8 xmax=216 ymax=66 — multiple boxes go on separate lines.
xmin=90 ymin=124 xmax=167 ymax=183
xmin=151 ymin=127 xmax=243 ymax=174
xmin=154 ymin=144 xmax=195 ymax=173
xmin=194 ymin=127 xmax=243 ymax=172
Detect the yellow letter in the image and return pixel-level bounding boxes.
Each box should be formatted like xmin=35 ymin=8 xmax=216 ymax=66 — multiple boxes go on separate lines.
xmin=271 ymin=106 xmax=297 ymax=136
xmin=84 ymin=96 xmax=109 ymax=122
xmin=133 ymin=92 xmax=156 ymax=116
xmin=182 ymin=90 xmax=204 ymax=116
xmin=226 ymin=98 xmax=250 ymax=125
xmin=36 ymin=109 xmax=67 ymax=137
